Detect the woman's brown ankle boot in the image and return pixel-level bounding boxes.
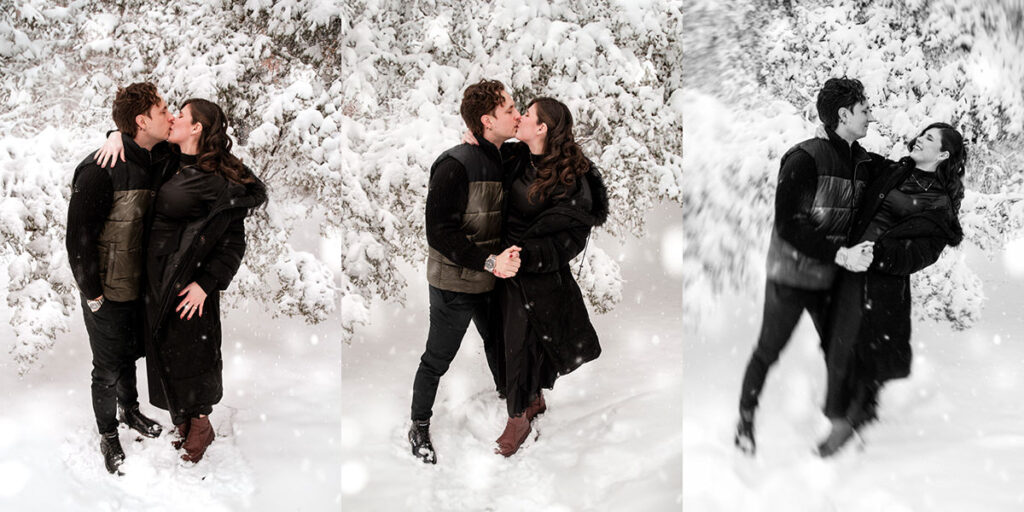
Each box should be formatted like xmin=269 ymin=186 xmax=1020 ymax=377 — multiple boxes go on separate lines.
xmin=171 ymin=422 xmax=190 ymax=450
xmin=181 ymin=416 xmax=215 ymax=463
xmin=494 ymin=414 xmax=532 ymax=457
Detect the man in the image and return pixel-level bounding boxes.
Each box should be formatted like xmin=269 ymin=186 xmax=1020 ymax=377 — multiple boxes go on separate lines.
xmin=408 ymin=79 xmax=522 ymax=464
xmin=734 ymin=77 xmax=877 ymax=455
xmin=66 ymin=82 xmax=175 ymax=474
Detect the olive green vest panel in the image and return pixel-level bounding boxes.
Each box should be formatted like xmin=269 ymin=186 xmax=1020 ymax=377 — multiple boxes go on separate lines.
xmin=97 ymin=189 xmax=154 ymax=301
xmin=426 ymin=145 xmax=504 ymax=294
xmin=463 ymin=180 xmax=503 ymax=250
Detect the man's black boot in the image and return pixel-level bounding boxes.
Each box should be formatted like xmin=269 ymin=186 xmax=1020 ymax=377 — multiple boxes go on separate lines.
xmin=100 ymin=432 xmax=126 ymax=474
xmin=734 ymin=408 xmax=756 ymax=456
xmin=408 ymin=420 xmax=437 ymax=464
xmin=119 ymin=404 xmax=162 ymax=438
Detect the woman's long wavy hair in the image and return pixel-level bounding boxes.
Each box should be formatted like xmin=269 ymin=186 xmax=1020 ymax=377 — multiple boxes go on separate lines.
xmin=527 ymin=97 xmax=590 ymax=204
xmin=907 ymin=122 xmax=967 ymax=217
xmin=181 ymin=98 xmax=255 ymax=185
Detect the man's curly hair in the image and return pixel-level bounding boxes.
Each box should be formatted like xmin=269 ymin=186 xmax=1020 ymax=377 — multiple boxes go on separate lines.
xmin=112 ymin=82 xmax=162 ymax=137
xmin=816 ymin=77 xmax=866 ymax=130
xmin=460 ymin=79 xmax=506 ymax=135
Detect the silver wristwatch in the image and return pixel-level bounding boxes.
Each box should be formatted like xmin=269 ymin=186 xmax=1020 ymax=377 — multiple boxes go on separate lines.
xmin=87 ymin=297 xmax=104 ymax=312
xmin=484 ymin=254 xmax=497 ymax=273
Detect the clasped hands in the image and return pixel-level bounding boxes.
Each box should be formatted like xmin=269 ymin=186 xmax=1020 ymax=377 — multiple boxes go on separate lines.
xmin=492 ymin=246 xmax=521 ymax=279
xmin=835 ymin=241 xmax=874 ymax=272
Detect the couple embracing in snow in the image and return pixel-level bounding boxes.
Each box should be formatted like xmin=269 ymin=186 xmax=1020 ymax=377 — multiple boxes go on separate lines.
xmin=735 ymin=77 xmax=967 ymax=457
xmin=408 ymin=79 xmax=608 ymax=463
xmin=66 ymin=82 xmax=266 ymax=474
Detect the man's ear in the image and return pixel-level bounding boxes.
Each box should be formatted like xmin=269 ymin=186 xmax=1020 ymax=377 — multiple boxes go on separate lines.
xmin=480 ymin=114 xmax=491 ymax=132
xmin=837 ymin=106 xmax=851 ymax=126
xmin=135 ymin=113 xmax=148 ymax=133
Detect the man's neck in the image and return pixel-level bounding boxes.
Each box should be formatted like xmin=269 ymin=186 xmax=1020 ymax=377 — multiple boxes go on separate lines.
xmin=482 ymin=131 xmax=506 ymax=148
xmin=133 ymin=133 xmax=159 ymax=151
xmin=833 ymin=126 xmax=859 ymax=147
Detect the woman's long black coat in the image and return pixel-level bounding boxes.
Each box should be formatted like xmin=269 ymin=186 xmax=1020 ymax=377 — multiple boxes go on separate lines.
xmin=501 ymin=162 xmax=609 ymax=376
xmin=837 ymin=159 xmax=963 ymax=382
xmin=144 ymin=171 xmax=267 ymax=423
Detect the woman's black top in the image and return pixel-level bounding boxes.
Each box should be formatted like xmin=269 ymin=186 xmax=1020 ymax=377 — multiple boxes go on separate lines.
xmin=151 ymin=154 xmax=226 ymax=225
xmin=860 ymin=168 xmax=949 ymax=243
xmin=148 ymin=154 xmax=228 ymax=293
xmin=506 ymin=154 xmax=578 ymax=244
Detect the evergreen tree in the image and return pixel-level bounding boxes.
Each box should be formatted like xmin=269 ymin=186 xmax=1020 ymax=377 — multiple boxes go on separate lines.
xmin=0 ymin=0 xmax=342 ymax=373
xmin=682 ymin=0 xmax=1024 ymax=329
xmin=341 ymin=0 xmax=684 ymax=339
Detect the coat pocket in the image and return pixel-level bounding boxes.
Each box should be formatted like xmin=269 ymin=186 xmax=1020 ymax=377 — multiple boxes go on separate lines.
xmin=459 ymin=265 xmax=492 ymax=284
xmin=107 ymin=245 xmax=142 ymax=284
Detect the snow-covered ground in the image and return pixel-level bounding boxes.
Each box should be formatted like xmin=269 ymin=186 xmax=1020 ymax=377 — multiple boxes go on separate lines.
xmin=0 ymin=275 xmax=341 ymax=511
xmin=341 ymin=203 xmax=683 ymax=511
xmin=683 ymin=242 xmax=1024 ymax=511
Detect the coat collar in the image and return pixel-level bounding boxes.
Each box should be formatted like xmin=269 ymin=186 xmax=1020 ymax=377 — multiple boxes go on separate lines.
xmin=474 ymin=135 xmax=503 ymax=166
xmin=120 ymin=133 xmax=171 ymax=167
xmin=824 ymin=126 xmax=869 ymax=163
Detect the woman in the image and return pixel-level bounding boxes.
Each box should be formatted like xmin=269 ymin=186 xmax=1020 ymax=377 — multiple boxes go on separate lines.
xmin=97 ymin=99 xmax=267 ymax=462
xmin=818 ymin=122 xmax=966 ymax=456
xmin=490 ymin=98 xmax=608 ymax=456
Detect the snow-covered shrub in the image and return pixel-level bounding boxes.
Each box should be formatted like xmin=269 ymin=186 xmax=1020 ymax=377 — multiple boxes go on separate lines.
xmin=574 ymin=246 xmax=623 ymax=315
xmin=0 ymin=1 xmax=341 ymax=373
xmin=341 ymin=0 xmax=684 ymax=340
xmin=911 ymin=247 xmax=984 ymax=330
xmin=683 ymin=0 xmax=1024 ymax=330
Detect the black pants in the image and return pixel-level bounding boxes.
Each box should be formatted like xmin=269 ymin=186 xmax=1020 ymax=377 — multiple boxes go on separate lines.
xmin=738 ymin=280 xmax=830 ymax=413
xmin=823 ymin=270 xmax=863 ymax=419
xmin=410 ymin=285 xmax=503 ymax=421
xmin=80 ymin=295 xmax=142 ymax=434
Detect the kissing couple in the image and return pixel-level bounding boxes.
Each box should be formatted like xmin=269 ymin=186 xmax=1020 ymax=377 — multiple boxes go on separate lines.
xmin=408 ymin=79 xmax=609 ymax=462
xmin=67 ymin=82 xmax=267 ymax=474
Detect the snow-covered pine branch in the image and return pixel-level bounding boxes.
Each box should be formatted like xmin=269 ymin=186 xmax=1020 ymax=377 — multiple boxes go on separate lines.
xmin=682 ymin=0 xmax=1024 ymax=330
xmin=341 ymin=0 xmax=683 ymax=340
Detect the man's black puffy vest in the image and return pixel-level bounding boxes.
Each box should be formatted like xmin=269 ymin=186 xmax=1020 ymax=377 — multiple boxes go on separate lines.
xmin=426 ymin=144 xmax=504 ymax=294
xmin=765 ymin=137 xmax=871 ymax=290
